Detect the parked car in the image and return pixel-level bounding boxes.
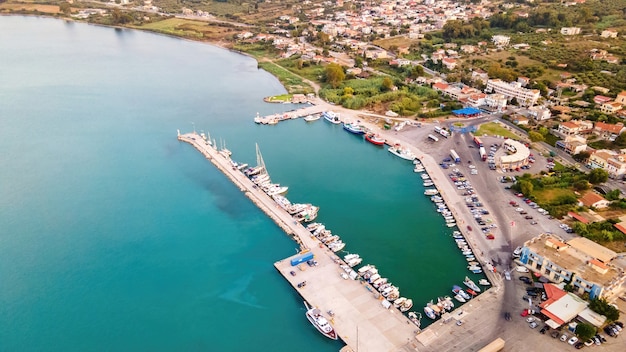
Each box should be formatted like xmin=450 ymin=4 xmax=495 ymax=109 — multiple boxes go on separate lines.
xmin=516 ymin=266 xmax=529 ymax=273
xmin=574 ymin=342 xmax=584 ymax=349
xmin=529 ymin=321 xmax=538 ymax=329
xmin=551 ymin=331 xmax=560 ymax=339
xmin=568 ymin=336 xmax=578 ymax=345
xmin=504 ymin=271 xmax=511 ymax=280
xmin=519 ymin=276 xmax=532 ymax=284
xmin=504 ymin=312 xmax=511 ymax=321
xmin=540 ymin=325 xmax=549 ymax=334
xmin=560 ymin=334 xmax=568 ymax=342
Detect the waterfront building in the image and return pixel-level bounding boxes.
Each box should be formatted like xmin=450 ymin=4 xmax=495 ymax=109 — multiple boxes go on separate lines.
xmin=518 ymin=234 xmax=626 ymax=300
xmin=485 ymin=79 xmax=540 ymax=106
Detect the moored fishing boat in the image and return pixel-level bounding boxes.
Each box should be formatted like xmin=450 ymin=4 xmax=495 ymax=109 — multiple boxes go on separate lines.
xmin=479 ymin=279 xmax=491 ymax=286
xmin=322 ymin=111 xmax=341 ymax=124
xmin=364 ymin=133 xmax=386 ymax=146
xmin=342 ymin=122 xmax=366 ymax=135
xmin=304 ymin=301 xmax=338 ymax=340
xmin=388 ymin=143 xmax=416 ymax=161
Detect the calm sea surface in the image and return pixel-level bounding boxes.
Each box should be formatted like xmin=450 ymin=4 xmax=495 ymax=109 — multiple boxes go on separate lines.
xmin=0 ymin=16 xmax=481 ymax=351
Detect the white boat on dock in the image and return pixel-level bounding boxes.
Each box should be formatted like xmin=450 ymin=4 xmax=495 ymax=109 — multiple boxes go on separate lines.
xmin=424 ymin=189 xmax=439 ymax=196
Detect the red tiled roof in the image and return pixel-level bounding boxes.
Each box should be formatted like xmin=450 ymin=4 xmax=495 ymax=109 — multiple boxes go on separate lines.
xmin=568 ymin=211 xmax=590 ymax=224
xmin=579 ymin=192 xmax=607 ymax=207
xmin=589 ymin=258 xmax=608 ymax=269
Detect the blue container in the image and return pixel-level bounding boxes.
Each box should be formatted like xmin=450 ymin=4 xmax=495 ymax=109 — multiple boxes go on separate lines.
xmin=290 ymin=252 xmax=314 ymax=266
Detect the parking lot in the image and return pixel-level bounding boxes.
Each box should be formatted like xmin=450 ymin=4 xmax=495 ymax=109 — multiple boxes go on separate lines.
xmin=392 ymin=118 xmax=626 ymax=350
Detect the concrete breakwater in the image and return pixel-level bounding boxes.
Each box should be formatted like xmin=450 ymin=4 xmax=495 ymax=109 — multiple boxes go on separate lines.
xmin=177 ymin=131 xmax=420 ymax=351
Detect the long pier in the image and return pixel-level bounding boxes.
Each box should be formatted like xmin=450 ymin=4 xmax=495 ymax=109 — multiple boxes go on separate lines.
xmin=177 ymin=131 xmax=420 ymax=352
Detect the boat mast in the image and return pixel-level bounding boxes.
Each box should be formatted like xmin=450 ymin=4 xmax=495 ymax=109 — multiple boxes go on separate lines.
xmin=256 ymin=143 xmax=269 ymax=178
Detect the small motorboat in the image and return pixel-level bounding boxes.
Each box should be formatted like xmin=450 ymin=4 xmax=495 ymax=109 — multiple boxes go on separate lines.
xmin=400 ymin=299 xmax=413 ymax=312
xmin=479 ymin=279 xmax=491 ymax=286
xmin=424 ymin=306 xmax=436 ymax=320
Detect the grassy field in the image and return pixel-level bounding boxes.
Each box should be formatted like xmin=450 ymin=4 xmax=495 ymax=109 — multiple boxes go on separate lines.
xmin=474 ymin=122 xmax=519 ymax=139
xmin=532 ymin=188 xmax=577 ymax=205
xmin=257 ymin=61 xmax=313 ymax=94
xmin=134 ymin=18 xmax=236 ymax=40
xmin=463 ymin=49 xmax=560 ymax=82
xmin=373 ymin=36 xmax=420 ymax=51
xmin=0 ymin=3 xmax=60 ymax=13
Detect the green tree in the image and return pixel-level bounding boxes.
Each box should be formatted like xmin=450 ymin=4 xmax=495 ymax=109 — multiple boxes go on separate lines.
xmin=573 ymin=180 xmax=590 ymax=191
xmin=575 ymin=322 xmax=596 ymax=341
xmin=613 ymin=132 xmax=626 ymax=147
xmin=588 ymin=168 xmax=608 ymax=184
xmin=606 ymin=189 xmax=620 ymax=201
xmin=518 ymin=180 xmax=534 ymax=195
xmin=573 ymin=151 xmax=590 ymax=163
xmin=324 ymin=63 xmax=345 ymax=88
xmin=382 ymin=77 xmax=394 ymax=91
xmin=589 ymin=298 xmax=620 ymax=322
xmin=528 ymin=131 xmax=544 ymax=142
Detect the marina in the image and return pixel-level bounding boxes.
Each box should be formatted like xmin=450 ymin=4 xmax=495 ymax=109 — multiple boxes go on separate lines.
xmin=177 ymin=130 xmax=421 ymax=351
xmin=178 ymin=102 xmax=503 ymax=350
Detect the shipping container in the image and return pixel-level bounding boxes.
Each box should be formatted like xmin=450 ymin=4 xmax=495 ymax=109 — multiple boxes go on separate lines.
xmin=290 ymin=252 xmax=314 ymax=266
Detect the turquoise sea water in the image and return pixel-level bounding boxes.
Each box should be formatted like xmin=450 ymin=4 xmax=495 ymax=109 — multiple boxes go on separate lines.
xmin=0 ymin=16 xmax=480 ymax=351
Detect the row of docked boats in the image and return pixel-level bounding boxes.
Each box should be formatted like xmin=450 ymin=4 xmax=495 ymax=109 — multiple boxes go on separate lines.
xmin=430 ymin=195 xmax=457 ymax=228
xmin=238 ymin=144 xmax=320 ymax=224
xmin=452 ymin=231 xmax=486 ymax=274
xmin=357 ymin=264 xmax=415 ymax=314
xmin=306 ymin=223 xmax=346 ymax=253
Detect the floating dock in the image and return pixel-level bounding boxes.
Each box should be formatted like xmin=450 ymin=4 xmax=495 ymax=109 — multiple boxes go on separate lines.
xmin=254 ymin=105 xmax=325 ymax=124
xmin=178 ymin=131 xmax=420 ymax=351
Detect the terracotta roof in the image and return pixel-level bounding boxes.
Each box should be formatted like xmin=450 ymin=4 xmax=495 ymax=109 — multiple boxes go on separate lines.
xmin=568 ymin=211 xmax=589 ymax=224
xmin=589 ymin=258 xmax=608 ymax=269
xmin=546 ymin=238 xmax=567 ymax=248
xmin=561 ymin=121 xmax=579 ymax=129
xmin=433 ymin=82 xmax=449 ymax=90
xmin=595 ymin=122 xmax=624 ymax=134
xmin=579 ymin=192 xmax=607 ymax=207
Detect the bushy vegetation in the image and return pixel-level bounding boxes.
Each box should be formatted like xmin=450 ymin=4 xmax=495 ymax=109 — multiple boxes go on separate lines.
xmin=589 ymin=298 xmax=620 ymax=322
xmin=319 ymin=77 xmax=439 ymax=116
xmin=512 ymin=171 xmax=590 ymax=218
xmin=572 ymin=220 xmax=626 ymax=243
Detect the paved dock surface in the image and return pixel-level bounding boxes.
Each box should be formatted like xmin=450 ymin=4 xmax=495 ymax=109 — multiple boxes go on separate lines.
xmin=178 ymin=131 xmax=420 ymax=351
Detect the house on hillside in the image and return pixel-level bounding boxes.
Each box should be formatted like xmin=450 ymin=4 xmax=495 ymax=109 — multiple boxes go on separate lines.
xmin=601 ymin=101 xmax=623 ymax=115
